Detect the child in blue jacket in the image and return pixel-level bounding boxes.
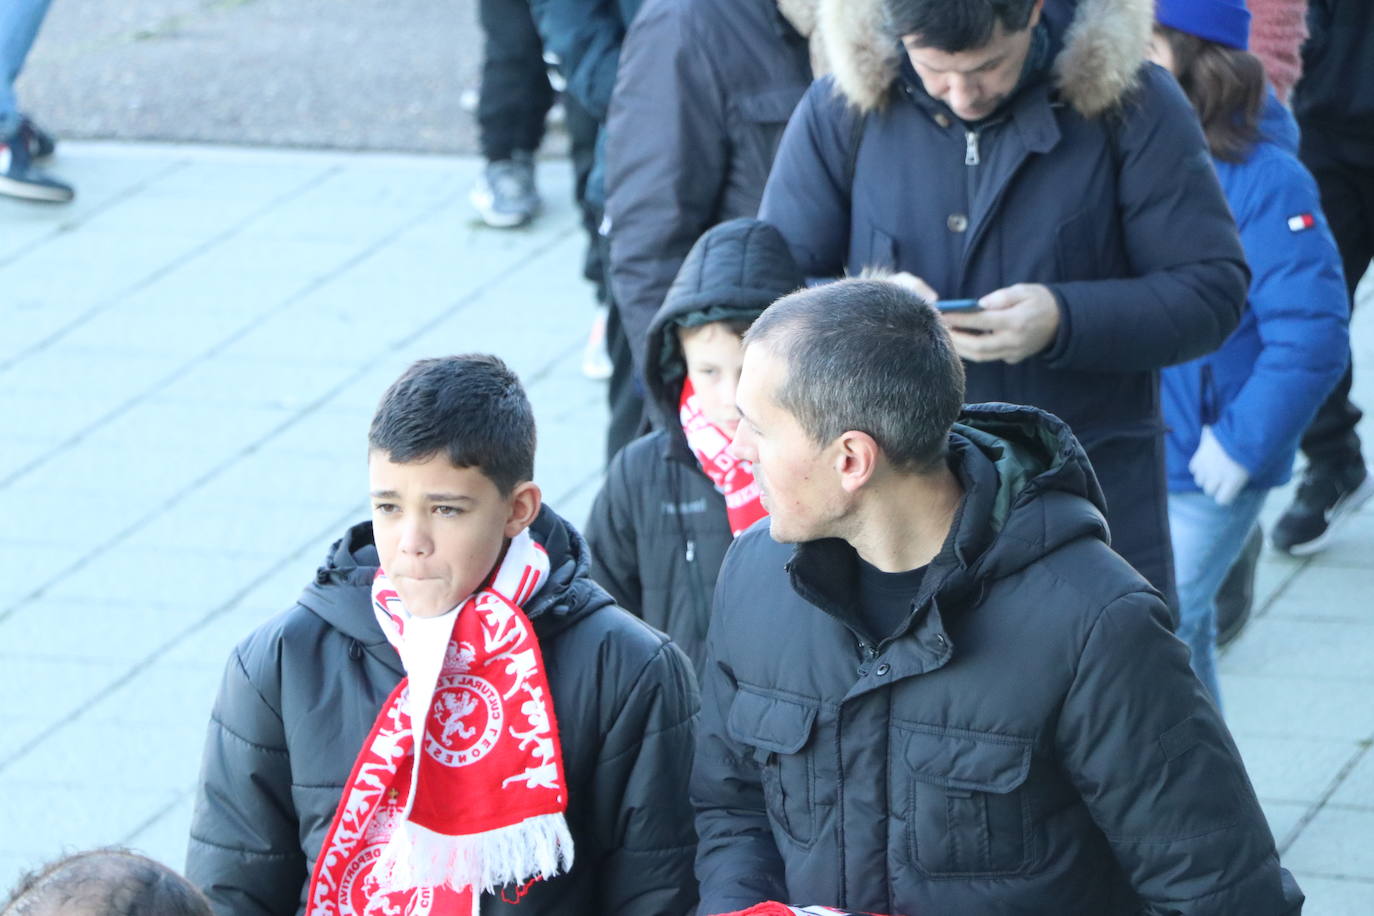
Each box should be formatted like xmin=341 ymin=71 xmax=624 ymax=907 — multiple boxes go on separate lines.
xmin=1151 ymin=0 xmax=1349 ymax=705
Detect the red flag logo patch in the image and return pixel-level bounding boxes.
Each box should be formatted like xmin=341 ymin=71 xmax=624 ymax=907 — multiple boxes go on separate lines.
xmin=1287 ymin=213 xmax=1316 ymax=232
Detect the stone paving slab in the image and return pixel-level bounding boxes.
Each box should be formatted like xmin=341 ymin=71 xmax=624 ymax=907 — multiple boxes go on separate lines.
xmin=1 ymin=141 xmax=1372 ymax=916
xmin=20 ymin=0 xmax=491 ymax=155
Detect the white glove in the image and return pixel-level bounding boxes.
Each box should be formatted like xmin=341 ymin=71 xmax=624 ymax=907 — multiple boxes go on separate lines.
xmin=1189 ymin=426 xmax=1250 ymax=506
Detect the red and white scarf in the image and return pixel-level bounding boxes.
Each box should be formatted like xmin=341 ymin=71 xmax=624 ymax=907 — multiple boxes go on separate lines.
xmin=680 ymin=377 xmax=767 ymax=536
xmin=306 ymin=529 xmax=573 ymax=916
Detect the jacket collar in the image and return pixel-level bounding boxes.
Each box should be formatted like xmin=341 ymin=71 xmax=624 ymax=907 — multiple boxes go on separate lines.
xmin=783 ymin=436 xmax=1002 ymax=692
xmin=817 ymin=0 xmax=1153 ymax=117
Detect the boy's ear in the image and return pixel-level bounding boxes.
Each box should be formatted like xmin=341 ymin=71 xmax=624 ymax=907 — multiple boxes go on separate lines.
xmin=503 ymin=481 xmax=543 ymax=538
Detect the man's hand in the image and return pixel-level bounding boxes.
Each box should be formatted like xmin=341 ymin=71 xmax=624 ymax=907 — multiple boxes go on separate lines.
xmin=941 ymin=283 xmax=1061 ymax=364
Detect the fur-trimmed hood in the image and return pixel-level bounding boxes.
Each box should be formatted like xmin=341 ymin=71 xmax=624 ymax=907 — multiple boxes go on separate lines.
xmin=817 ymin=0 xmax=1153 ymax=116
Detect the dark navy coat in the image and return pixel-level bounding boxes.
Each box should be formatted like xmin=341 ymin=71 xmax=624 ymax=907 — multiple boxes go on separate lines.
xmin=758 ymin=0 xmax=1249 ymax=598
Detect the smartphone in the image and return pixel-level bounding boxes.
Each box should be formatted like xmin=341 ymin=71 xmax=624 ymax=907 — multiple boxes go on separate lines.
xmin=935 ymin=298 xmax=983 ymax=313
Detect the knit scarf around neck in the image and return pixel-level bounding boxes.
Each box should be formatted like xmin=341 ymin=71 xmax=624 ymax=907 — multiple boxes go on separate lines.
xmin=306 ymin=528 xmax=573 ymax=915
xmin=680 ymin=377 xmax=768 ymax=537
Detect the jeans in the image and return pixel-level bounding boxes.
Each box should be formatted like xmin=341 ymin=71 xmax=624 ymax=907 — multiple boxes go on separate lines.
xmin=1168 ymin=488 xmax=1269 ymax=707
xmin=0 ymin=0 xmax=53 ymax=136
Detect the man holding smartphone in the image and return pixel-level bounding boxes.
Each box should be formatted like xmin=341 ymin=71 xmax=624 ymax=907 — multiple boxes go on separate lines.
xmin=760 ymin=0 xmax=1248 ymax=602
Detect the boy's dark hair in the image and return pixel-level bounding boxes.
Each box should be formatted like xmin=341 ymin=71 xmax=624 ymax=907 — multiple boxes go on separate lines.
xmin=886 ymin=0 xmax=1039 ymax=51
xmin=1155 ymin=26 xmax=1266 ymax=163
xmin=2 ymin=848 xmax=211 ymax=916
xmin=744 ymin=279 xmax=965 ymax=473
xmin=369 ymin=354 xmax=536 ymax=495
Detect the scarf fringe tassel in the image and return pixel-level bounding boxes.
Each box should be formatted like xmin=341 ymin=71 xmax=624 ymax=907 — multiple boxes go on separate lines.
xmin=371 ymin=812 xmax=574 ymax=894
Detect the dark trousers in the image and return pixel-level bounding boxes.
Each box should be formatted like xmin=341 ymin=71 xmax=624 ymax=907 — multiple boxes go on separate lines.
xmin=602 ymin=234 xmax=647 ymax=461
xmin=1298 ymin=128 xmax=1374 ymax=470
xmin=476 ymin=0 xmax=553 ymax=161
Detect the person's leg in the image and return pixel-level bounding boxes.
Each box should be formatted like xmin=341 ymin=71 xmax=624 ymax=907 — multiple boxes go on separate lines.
xmin=1296 ymin=136 xmax=1370 ymax=471
xmin=470 ymin=0 xmax=550 ymax=227
xmin=1275 ymin=131 xmax=1374 ymax=552
xmin=0 ymin=0 xmax=71 ymax=203
xmin=475 ymin=0 xmax=552 ymax=162
xmin=1168 ymin=488 xmax=1269 ymax=709
xmin=0 ymin=0 xmax=55 ymax=136
xmin=1215 ymin=522 xmax=1262 ymax=647
xmin=602 ymin=231 xmax=646 ymax=462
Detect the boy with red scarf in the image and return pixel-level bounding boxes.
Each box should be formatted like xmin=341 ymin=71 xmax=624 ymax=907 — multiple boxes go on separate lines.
xmin=187 ymin=355 xmax=699 ymax=915
xmin=585 ymin=219 xmax=803 ymax=672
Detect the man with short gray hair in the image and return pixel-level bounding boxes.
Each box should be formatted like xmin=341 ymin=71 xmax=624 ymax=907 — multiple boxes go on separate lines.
xmin=692 ymin=278 xmax=1300 ymax=914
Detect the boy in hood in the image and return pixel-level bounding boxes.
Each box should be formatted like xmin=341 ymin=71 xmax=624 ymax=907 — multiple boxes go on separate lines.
xmin=187 ymin=355 xmax=699 ymax=915
xmin=585 ymin=218 xmax=803 ymax=671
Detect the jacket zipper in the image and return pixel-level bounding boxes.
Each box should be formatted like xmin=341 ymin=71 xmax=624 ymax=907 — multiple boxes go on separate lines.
xmin=685 ymin=538 xmax=696 ymax=563
xmin=965 ymin=129 xmax=981 ymax=165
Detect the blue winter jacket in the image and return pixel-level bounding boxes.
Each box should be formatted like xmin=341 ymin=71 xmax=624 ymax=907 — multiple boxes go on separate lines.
xmin=1161 ymin=94 xmax=1349 ymax=492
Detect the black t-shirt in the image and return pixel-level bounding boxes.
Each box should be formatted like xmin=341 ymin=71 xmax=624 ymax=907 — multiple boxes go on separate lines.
xmin=855 ymin=557 xmax=928 ymax=644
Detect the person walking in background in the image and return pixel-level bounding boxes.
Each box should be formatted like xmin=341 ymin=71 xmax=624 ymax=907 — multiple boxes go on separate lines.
xmin=469 ymin=0 xmax=614 ymax=378
xmin=758 ymin=0 xmax=1250 ymax=606
xmin=1150 ymin=0 xmax=1349 ymax=706
xmin=585 ymin=218 xmax=802 ymax=672
xmin=603 ymin=0 xmax=817 ymax=387
xmin=1271 ymin=0 xmax=1374 ymax=555
xmin=0 ymin=0 xmax=73 ymax=203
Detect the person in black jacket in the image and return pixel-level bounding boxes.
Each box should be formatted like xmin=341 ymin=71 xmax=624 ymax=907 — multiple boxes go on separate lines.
xmin=1272 ymin=0 xmax=1374 ymax=554
xmin=603 ymin=0 xmax=817 ymax=379
xmin=759 ymin=0 xmax=1252 ymax=606
xmin=586 ymin=218 xmax=803 ymax=671
xmin=693 ymin=278 xmax=1301 ymax=914
xmin=187 ymin=355 xmax=698 ymax=915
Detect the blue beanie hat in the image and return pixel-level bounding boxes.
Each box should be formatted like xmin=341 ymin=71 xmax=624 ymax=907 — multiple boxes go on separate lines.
xmin=1156 ymin=0 xmax=1251 ymax=50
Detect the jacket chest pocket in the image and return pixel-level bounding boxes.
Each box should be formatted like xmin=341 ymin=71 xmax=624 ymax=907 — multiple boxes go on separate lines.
xmin=901 ymin=727 xmax=1034 ymax=877
xmin=735 ymin=86 xmax=807 ymax=181
xmin=727 ymin=685 xmax=820 ymax=848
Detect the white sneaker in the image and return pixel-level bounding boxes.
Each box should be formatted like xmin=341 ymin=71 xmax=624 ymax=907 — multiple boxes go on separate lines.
xmin=582 ymin=307 xmax=613 ymax=380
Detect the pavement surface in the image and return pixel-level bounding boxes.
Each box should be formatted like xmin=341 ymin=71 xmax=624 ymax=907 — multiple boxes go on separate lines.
xmin=1 ymin=141 xmax=1372 ymax=910
xmin=20 ymin=0 xmax=498 ymax=154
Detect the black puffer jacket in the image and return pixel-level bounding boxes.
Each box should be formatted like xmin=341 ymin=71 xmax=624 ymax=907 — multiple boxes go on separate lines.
xmin=586 ymin=218 xmax=803 ymax=671
xmin=187 ymin=507 xmax=699 ymax=915
xmin=693 ymin=404 xmax=1302 ymax=915
xmin=604 ymin=0 xmax=813 ymax=372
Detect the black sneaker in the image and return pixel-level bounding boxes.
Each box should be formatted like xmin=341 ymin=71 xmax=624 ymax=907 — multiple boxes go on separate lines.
xmin=0 ymin=127 xmax=75 ymax=203
xmin=21 ymin=116 xmax=56 ymax=161
xmin=1271 ymin=462 xmax=1374 ymax=556
xmin=469 ymin=151 xmax=539 ymax=228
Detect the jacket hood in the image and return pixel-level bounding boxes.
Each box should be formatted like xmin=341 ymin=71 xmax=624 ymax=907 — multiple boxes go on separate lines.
xmin=946 ymin=402 xmax=1108 ymax=582
xmin=298 ymin=505 xmax=616 ymax=658
xmin=643 ymin=217 xmax=804 ymax=437
xmin=817 ymin=0 xmax=1153 ymax=116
